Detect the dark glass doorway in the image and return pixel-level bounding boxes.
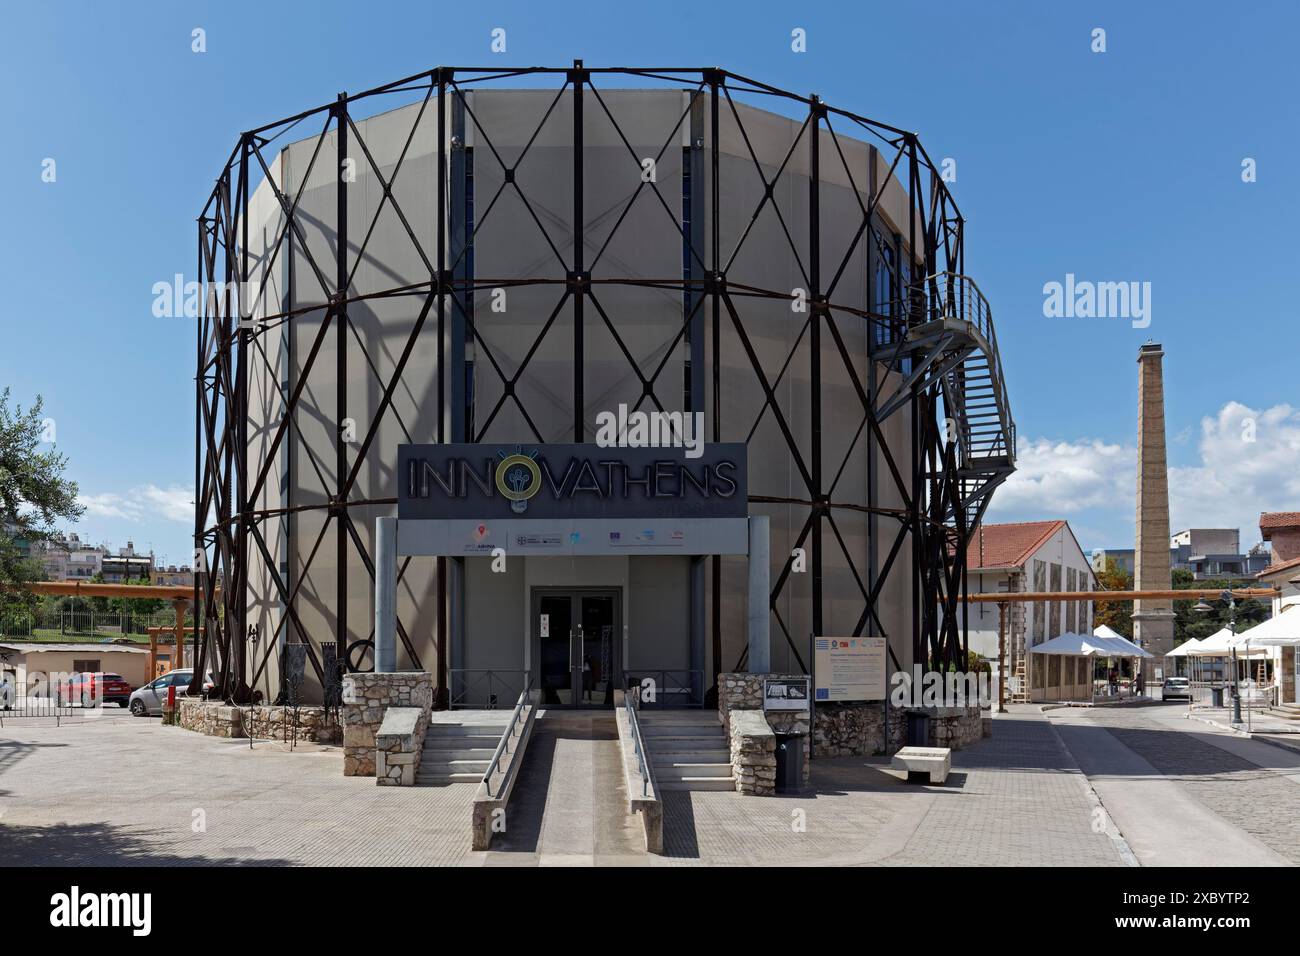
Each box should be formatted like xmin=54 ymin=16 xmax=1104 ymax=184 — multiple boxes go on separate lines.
xmin=532 ymin=588 xmax=620 ymax=708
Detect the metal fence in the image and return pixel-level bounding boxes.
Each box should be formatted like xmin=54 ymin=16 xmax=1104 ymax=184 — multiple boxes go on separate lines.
xmin=622 ymin=669 xmax=706 ymax=708
xmin=0 ymin=608 xmax=186 ymax=641
xmin=0 ymin=683 xmax=79 ymax=722
xmin=448 ymin=669 xmax=531 ymax=710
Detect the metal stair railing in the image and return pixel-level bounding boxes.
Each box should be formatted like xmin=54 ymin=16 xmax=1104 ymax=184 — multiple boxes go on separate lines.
xmin=482 ymin=683 xmax=535 ymax=799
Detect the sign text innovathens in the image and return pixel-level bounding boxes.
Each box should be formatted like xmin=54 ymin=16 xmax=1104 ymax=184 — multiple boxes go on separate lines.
xmin=397 ymin=443 xmax=748 ymax=521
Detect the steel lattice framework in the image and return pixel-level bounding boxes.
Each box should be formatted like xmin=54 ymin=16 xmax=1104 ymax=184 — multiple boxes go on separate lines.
xmin=193 ymin=63 xmax=1016 ymax=704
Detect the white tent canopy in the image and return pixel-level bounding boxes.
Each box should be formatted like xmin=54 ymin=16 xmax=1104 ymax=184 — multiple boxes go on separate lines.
xmin=1166 ymin=637 xmax=1204 ymax=658
xmin=1031 ymin=632 xmax=1153 ymax=658
xmin=1089 ymin=625 xmax=1154 ymax=658
xmin=1232 ymin=607 xmax=1300 ymax=647
xmin=1189 ymin=627 xmax=1269 ymax=657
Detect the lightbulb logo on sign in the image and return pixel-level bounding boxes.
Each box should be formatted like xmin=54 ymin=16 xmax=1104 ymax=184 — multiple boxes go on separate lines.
xmin=494 ymin=447 xmax=542 ymax=514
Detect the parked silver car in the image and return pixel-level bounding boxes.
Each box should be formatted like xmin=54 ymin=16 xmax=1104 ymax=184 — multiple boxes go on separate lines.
xmin=128 ymin=669 xmax=215 ymax=716
xmin=1163 ymin=676 xmax=1192 ymax=701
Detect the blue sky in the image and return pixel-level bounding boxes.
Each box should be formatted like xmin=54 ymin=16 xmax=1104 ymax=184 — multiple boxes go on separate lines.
xmin=2 ymin=0 xmax=1297 ymax=564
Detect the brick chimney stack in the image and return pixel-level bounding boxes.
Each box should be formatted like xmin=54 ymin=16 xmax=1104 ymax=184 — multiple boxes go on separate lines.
xmin=1133 ymin=342 xmax=1176 ymax=673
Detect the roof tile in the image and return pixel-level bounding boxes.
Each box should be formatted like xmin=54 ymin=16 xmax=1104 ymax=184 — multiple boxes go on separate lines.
xmin=969 ymin=520 xmax=1066 ymax=570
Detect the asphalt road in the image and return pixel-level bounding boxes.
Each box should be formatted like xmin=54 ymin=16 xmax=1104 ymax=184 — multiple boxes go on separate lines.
xmin=1048 ymin=701 xmax=1300 ymax=866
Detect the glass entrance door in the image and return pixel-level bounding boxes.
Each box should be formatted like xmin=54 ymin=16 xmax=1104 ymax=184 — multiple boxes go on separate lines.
xmin=532 ymin=589 xmax=619 ymax=708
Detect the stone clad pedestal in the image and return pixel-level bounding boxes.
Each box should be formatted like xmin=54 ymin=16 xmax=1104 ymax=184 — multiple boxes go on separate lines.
xmin=342 ymin=672 xmax=433 ymax=777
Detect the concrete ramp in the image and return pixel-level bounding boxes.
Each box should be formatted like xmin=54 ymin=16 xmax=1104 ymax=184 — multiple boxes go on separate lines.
xmin=486 ymin=711 xmax=646 ymax=865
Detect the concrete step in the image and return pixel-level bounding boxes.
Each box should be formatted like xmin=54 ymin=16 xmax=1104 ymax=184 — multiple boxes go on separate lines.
xmin=639 ymin=733 xmax=726 ymax=745
xmin=426 ymin=725 xmax=510 ymax=736
xmin=657 ymin=775 xmax=735 ymax=792
xmin=423 ymin=733 xmax=501 ymax=748
xmin=420 ymin=758 xmax=490 ymax=773
xmin=418 ymin=746 xmax=496 ymax=760
xmin=650 ymin=749 xmax=731 ymax=763
xmin=654 ymin=761 xmax=733 ymax=778
xmin=415 ymin=771 xmax=483 ymax=784
xmin=637 ymin=710 xmax=718 ymax=720
xmin=642 ymin=723 xmax=728 ymax=738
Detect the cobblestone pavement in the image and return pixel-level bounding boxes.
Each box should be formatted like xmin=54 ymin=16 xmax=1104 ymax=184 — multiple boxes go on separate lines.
xmin=1 ymin=708 xmax=1125 ymax=866
xmin=1057 ymin=703 xmax=1300 ymax=865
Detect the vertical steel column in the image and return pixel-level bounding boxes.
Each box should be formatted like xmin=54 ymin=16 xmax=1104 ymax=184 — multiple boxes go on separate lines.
xmin=747 ymin=516 xmax=771 ymax=673
xmin=437 ymin=71 xmax=448 ymax=444
xmin=707 ymin=71 xmax=723 ymax=701
xmin=449 ymin=92 xmax=467 ymax=443
xmin=865 ymin=146 xmax=879 ymax=642
xmin=571 ymin=60 xmax=586 ymax=442
xmin=374 ymin=517 xmax=397 ymax=672
xmin=193 ymin=218 xmax=205 ymax=693
xmin=219 ymin=170 xmax=235 ymax=697
xmin=687 ymin=93 xmax=706 ymax=704
xmin=435 ymin=69 xmax=449 ymax=707
xmin=808 ymin=96 xmax=824 ymax=651
xmin=236 ymin=140 xmax=251 ymax=697
xmin=335 ymin=93 xmax=349 ymax=669
xmin=906 ymin=137 xmax=921 ymax=666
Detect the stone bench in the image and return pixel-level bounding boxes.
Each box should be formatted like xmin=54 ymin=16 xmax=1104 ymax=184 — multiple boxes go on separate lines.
xmin=891 ymin=745 xmax=951 ymax=784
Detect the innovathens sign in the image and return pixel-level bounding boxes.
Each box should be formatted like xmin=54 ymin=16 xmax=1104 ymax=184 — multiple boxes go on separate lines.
xmin=398 ymin=443 xmax=747 ymax=521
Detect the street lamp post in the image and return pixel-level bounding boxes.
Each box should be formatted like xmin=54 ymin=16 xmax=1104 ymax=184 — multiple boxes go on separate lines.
xmin=1224 ymin=590 xmax=1243 ymax=726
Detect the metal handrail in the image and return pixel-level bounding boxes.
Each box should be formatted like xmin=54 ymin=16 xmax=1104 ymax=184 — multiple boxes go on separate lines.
xmin=482 ymin=683 xmax=533 ymax=798
xmin=624 ymin=689 xmax=651 ymax=798
xmin=915 ymin=271 xmax=1017 ymax=468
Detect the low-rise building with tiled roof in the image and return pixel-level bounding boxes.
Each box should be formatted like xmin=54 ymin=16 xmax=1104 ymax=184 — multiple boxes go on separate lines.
xmin=959 ymin=519 xmax=1098 ymax=702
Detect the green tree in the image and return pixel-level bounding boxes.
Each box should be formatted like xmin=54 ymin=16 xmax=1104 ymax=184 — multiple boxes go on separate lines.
xmin=1172 ymin=568 xmax=1267 ymax=645
xmin=110 ymin=577 xmax=164 ymax=618
xmin=0 ymin=389 xmax=83 ymax=616
xmin=1093 ymin=558 xmax=1133 ymax=638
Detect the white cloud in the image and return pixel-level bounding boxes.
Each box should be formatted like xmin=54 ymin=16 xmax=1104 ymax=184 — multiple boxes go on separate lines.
xmin=1168 ymin=402 xmax=1300 ymax=539
xmin=77 ymin=484 xmax=193 ymax=524
xmin=137 ymin=484 xmax=195 ymax=524
xmin=989 ymin=437 xmax=1134 ymax=516
xmin=986 ymin=402 xmax=1300 ymax=549
xmin=78 ymin=492 xmax=141 ymax=521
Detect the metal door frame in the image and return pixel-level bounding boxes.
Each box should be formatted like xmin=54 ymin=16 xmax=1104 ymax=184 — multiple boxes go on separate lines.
xmin=530 ymin=586 xmax=622 ymax=709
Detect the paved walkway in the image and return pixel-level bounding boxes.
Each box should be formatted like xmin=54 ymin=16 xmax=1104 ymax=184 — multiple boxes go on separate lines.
xmin=0 ymin=707 xmax=1127 ymax=866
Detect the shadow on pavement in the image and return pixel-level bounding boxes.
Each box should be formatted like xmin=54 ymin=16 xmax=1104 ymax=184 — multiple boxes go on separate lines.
xmin=0 ymin=820 xmax=295 ymax=867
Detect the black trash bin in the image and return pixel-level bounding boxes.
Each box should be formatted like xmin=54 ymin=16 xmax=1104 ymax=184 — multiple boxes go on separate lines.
xmin=774 ymin=734 xmax=803 ymax=793
xmin=1211 ymin=686 xmax=1224 ymax=708
xmin=906 ymin=712 xmax=931 ymax=747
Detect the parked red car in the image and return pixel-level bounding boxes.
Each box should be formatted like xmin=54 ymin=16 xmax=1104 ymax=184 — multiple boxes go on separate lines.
xmin=59 ymin=672 xmax=134 ymax=708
